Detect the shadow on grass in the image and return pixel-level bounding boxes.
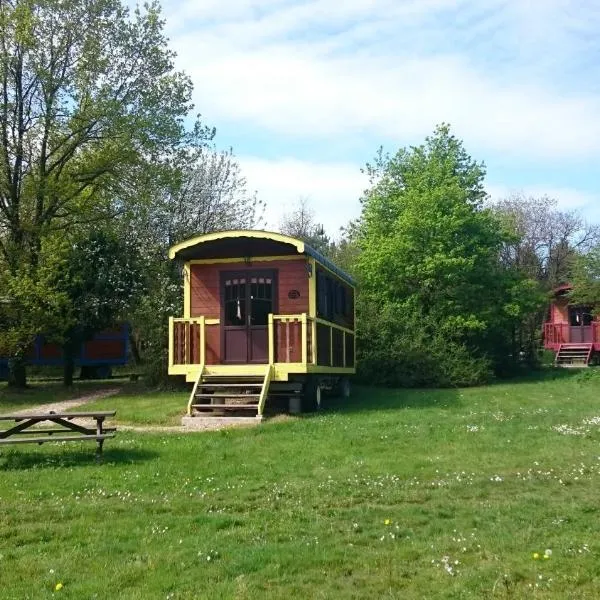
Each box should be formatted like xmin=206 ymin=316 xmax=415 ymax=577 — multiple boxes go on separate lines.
xmin=322 ymin=385 xmax=461 ymax=415
xmin=0 ymin=447 xmax=159 ymax=471
xmin=487 ymin=366 xmax=594 ymax=386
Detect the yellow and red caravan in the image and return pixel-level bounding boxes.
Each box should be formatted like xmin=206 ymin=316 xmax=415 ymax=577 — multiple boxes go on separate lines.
xmin=167 ymin=230 xmax=356 ymax=418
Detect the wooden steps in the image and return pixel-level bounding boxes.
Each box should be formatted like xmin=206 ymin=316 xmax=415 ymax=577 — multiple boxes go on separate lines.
xmin=555 ymin=344 xmax=594 ymax=367
xmin=186 ymin=373 xmax=266 ymax=419
xmin=183 ymin=370 xmax=307 ymax=422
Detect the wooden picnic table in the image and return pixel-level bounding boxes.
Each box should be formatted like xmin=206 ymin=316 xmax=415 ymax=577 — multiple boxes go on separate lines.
xmin=0 ymin=410 xmax=117 ymax=457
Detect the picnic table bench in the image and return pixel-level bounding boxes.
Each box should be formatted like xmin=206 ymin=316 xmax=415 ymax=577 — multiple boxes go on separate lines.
xmin=0 ymin=411 xmax=117 ymax=457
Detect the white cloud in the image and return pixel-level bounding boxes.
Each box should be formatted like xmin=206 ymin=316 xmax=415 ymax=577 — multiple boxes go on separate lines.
xmin=238 ymin=156 xmax=368 ymax=235
xmin=164 ymin=0 xmax=600 ymax=162
xmin=239 ymin=157 xmax=600 ymax=236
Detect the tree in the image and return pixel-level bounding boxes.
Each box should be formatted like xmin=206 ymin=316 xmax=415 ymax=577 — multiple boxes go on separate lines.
xmin=0 ymin=239 xmax=72 ymax=386
xmin=569 ymin=247 xmax=600 ymax=309
xmin=489 ymin=195 xmax=599 ymax=359
xmin=355 ymin=124 xmax=540 ymax=386
xmin=490 ymin=194 xmax=599 ymax=288
xmin=120 ymin=147 xmax=265 ymax=385
xmin=279 ymin=197 xmax=332 ymax=255
xmin=56 ymin=230 xmax=143 ymax=386
xmin=0 ymin=0 xmax=209 ymax=385
xmin=134 ymin=147 xmax=264 ymax=251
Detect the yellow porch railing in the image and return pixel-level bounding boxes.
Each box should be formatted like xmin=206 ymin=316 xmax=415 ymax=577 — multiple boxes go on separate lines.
xmin=168 ymin=313 xmax=354 ymax=369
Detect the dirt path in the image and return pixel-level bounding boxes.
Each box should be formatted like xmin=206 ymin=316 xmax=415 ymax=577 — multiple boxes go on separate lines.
xmin=11 ymin=388 xmax=121 ymax=417
xmin=117 ymin=421 xmax=257 ymax=434
xmin=11 ymin=389 xmax=257 ymax=434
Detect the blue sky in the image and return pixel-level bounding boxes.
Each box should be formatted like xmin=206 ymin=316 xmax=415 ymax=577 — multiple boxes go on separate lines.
xmin=158 ymin=0 xmax=600 ymax=235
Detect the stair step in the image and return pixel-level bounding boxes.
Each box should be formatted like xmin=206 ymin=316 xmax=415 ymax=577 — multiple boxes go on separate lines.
xmin=195 ymin=393 xmax=260 ymax=398
xmin=200 ymin=383 xmax=262 ymax=388
xmin=192 ymin=404 xmax=259 ymax=410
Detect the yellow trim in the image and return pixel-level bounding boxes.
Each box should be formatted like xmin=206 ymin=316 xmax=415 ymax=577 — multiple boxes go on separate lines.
xmin=188 ymin=255 xmax=304 ymax=265
xmin=199 ymin=316 xmax=206 ymax=365
xmin=205 ymin=318 xmax=220 ymax=325
xmin=173 ymin=363 xmax=356 ymax=383
xmin=314 ymin=260 xmax=356 ymax=291
xmin=257 ymin=366 xmax=272 ymax=416
xmin=168 ymin=317 xmax=174 ymax=368
xmin=183 ymin=264 xmax=191 ymax=318
xmin=308 ymin=257 xmax=317 ymax=318
xmin=307 ymin=366 xmax=355 ymax=375
xmin=330 ymin=326 xmax=333 ymax=366
xmin=187 ymin=364 xmax=204 ymax=416
xmin=315 ymin=317 xmax=355 ymax=335
xmin=301 ymin=313 xmax=308 ymax=365
xmin=311 ymin=317 xmax=317 ymax=364
xmin=169 ymin=230 xmax=305 ymax=260
xmin=268 ymin=314 xmax=275 ymax=364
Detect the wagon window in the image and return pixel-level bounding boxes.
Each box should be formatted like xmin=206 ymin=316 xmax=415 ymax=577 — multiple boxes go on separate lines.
xmin=569 ymin=307 xmax=593 ymax=327
xmin=250 ymin=277 xmax=273 ymax=326
xmin=224 ymin=278 xmax=246 ymax=326
xmin=340 ymin=285 xmax=347 ymax=315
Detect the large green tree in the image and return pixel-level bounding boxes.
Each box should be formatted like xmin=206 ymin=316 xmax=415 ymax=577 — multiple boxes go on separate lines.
xmin=0 ymin=0 xmax=209 ymax=385
xmin=355 ymin=124 xmax=541 ymax=386
xmin=56 ymin=230 xmax=143 ymax=386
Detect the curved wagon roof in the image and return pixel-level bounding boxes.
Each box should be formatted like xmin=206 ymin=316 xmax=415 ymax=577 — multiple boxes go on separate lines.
xmin=168 ymin=229 xmax=356 ymax=287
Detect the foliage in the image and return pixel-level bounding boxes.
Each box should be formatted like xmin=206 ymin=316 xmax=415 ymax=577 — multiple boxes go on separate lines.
xmin=120 ymin=147 xmax=264 ymax=386
xmin=569 ymin=246 xmax=600 ymax=310
xmin=355 ymin=124 xmax=541 ymax=386
xmin=356 ymin=299 xmax=492 ymax=387
xmin=490 ymin=194 xmax=599 ymax=288
xmin=0 ymin=239 xmax=72 ymax=385
xmin=0 ymin=0 xmax=210 ymax=384
xmin=3 ymin=375 xmax=600 ymax=598
xmin=56 ymin=230 xmax=144 ymax=384
xmin=490 ymin=195 xmax=599 ymax=362
xmin=279 ymin=197 xmax=333 ymax=255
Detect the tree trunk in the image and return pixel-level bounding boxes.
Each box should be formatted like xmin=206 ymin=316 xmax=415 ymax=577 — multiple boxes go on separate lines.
xmin=129 ymin=330 xmax=142 ymax=365
xmin=7 ymin=356 xmax=27 ymax=388
xmin=63 ymin=335 xmax=76 ymax=387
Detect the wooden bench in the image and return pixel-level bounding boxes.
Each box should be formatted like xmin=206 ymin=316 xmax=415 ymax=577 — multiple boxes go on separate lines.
xmin=0 ymin=411 xmax=117 ymax=458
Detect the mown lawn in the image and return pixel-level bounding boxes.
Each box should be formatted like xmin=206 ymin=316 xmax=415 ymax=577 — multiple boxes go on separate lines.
xmin=2 ymin=370 xmax=600 ymax=598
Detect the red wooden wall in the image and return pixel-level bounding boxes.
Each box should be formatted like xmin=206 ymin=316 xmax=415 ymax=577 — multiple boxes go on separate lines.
xmin=190 ymin=259 xmax=309 ymax=318
xmin=189 ymin=259 xmax=310 ymax=364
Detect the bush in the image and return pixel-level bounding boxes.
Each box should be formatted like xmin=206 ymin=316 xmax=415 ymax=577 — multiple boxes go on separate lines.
xmin=356 ymin=300 xmax=492 ymax=388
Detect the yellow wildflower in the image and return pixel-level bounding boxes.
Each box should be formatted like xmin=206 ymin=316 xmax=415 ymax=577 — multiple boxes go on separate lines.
xmin=384 ymin=519 xmax=391 ymax=526
xmin=55 ymin=582 xmax=63 ymax=591
xmin=532 ymin=553 xmax=539 ymax=560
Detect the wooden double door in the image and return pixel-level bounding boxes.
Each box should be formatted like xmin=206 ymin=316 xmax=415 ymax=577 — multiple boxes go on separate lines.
xmin=569 ymin=306 xmax=593 ymax=343
xmin=221 ymin=271 xmax=276 ymax=363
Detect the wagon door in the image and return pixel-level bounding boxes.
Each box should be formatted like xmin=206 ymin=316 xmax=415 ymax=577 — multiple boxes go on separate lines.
xmin=569 ymin=306 xmax=593 ymax=343
xmin=222 ymin=271 xmax=276 ymax=364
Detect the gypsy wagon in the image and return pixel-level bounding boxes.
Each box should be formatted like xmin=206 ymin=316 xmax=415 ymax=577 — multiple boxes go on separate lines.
xmin=167 ymin=230 xmax=356 ymax=420
xmin=543 ymin=284 xmax=600 ymax=366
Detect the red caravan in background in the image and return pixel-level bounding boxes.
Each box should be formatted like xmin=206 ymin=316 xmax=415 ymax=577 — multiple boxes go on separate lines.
xmin=543 ymin=284 xmax=600 ymax=366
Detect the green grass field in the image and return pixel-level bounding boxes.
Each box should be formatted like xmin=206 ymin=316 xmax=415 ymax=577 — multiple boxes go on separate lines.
xmin=2 ymin=370 xmax=600 ymax=598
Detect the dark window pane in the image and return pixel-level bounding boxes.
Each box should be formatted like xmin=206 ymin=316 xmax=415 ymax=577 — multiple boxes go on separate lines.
xmin=251 ymin=299 xmax=272 ymax=326
xmin=225 ymin=298 xmax=246 ymax=326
